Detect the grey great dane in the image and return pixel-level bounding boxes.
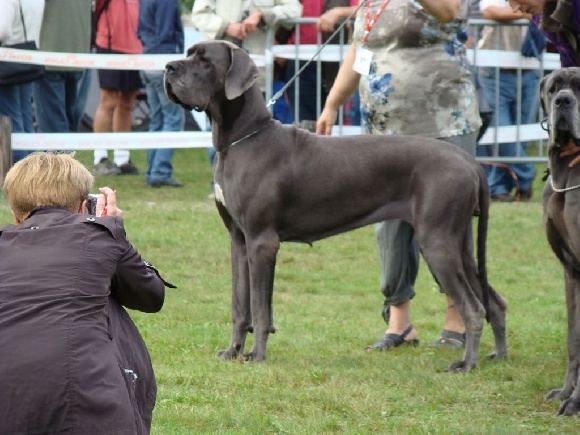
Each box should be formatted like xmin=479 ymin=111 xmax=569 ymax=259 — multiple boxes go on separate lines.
xmin=164 ymin=40 xmax=508 ymax=371
xmin=540 ymin=67 xmax=580 ymax=415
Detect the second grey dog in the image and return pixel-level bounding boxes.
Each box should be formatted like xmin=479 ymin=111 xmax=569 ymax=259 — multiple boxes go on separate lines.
xmin=540 ymin=67 xmax=580 ymax=415
xmin=164 ymin=40 xmax=508 ymax=371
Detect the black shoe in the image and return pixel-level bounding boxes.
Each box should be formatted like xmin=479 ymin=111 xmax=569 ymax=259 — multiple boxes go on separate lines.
xmin=149 ymin=179 xmax=184 ymax=188
xmin=118 ymin=160 xmax=140 ymax=175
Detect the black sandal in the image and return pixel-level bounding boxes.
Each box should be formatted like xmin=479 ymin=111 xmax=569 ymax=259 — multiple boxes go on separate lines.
xmin=366 ymin=324 xmax=419 ymax=351
xmin=430 ymin=329 xmax=466 ymax=348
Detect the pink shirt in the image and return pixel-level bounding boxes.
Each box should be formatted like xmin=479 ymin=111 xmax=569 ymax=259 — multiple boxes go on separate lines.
xmin=95 ymin=0 xmax=143 ymax=54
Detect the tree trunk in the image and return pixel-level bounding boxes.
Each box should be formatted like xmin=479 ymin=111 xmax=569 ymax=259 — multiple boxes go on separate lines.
xmin=0 ymin=116 xmax=12 ymax=186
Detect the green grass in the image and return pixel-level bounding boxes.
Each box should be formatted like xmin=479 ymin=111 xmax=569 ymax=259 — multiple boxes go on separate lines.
xmin=2 ymin=149 xmax=578 ymax=433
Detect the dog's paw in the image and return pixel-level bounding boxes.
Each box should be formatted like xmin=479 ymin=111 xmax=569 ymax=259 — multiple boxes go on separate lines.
xmin=546 ymin=388 xmax=571 ymax=401
xmin=484 ymin=351 xmax=508 ymax=361
xmin=241 ymin=351 xmax=266 ymax=363
xmin=558 ymin=398 xmax=580 ymax=416
xmin=215 ymin=348 xmax=239 ymax=360
xmin=444 ymin=360 xmax=478 ymax=372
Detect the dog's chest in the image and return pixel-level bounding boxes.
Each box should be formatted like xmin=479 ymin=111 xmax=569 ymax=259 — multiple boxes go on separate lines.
xmin=214 ymin=183 xmax=227 ymax=208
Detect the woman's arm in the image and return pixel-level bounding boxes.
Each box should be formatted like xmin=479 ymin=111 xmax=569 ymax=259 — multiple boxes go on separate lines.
xmin=316 ymin=42 xmax=361 ymax=135
xmin=112 ymin=231 xmax=166 ymax=314
xmin=482 ymin=3 xmax=532 ymax=20
xmin=419 ymin=0 xmax=462 ymax=23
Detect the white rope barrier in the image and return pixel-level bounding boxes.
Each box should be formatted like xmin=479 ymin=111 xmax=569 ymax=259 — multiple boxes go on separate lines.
xmin=11 ymin=123 xmax=548 ymax=150
xmin=0 ymin=36 xmax=554 ymax=153
xmin=11 ymin=132 xmax=213 ymax=150
xmin=0 ymin=48 xmax=266 ymax=70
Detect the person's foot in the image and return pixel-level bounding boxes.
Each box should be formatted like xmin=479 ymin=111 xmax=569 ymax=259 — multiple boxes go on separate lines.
xmin=149 ymin=178 xmax=184 ymax=188
xmin=118 ymin=160 xmax=140 ymax=175
xmin=366 ymin=324 xmax=419 ymax=351
xmin=430 ymin=329 xmax=466 ymax=348
xmin=93 ymin=158 xmax=121 ymax=176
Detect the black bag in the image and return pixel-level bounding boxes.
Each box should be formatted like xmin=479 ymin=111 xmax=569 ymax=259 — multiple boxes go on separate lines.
xmin=0 ymin=41 xmax=45 ymax=86
xmin=521 ymin=22 xmax=547 ymax=59
xmin=0 ymin=2 xmax=45 ymax=86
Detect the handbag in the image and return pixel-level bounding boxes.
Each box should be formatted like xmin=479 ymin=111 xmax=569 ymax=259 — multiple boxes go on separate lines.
xmin=0 ymin=1 xmax=45 ymax=86
xmin=521 ymin=22 xmax=547 ymax=59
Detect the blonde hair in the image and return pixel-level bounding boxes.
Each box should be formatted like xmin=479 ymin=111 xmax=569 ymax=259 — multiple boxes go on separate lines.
xmin=3 ymin=152 xmax=94 ymax=222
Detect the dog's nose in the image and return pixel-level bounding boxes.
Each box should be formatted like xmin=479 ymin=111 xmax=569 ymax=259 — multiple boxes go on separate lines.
xmin=165 ymin=61 xmax=179 ymax=74
xmin=555 ymin=94 xmax=574 ymax=108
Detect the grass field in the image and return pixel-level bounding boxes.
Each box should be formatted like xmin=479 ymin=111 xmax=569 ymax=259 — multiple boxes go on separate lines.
xmin=2 ymin=148 xmax=578 ymax=433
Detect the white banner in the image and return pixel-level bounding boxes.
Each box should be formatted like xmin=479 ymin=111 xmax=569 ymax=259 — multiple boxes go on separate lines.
xmin=0 ymin=48 xmax=265 ymax=70
xmin=11 ymin=132 xmax=213 ymax=150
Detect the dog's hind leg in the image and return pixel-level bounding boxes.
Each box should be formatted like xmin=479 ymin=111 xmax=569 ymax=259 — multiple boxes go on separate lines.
xmin=216 ymin=226 xmax=253 ymax=361
xmin=461 ymin=234 xmax=508 ymax=361
xmin=243 ymin=229 xmax=280 ymax=363
xmin=547 ymin=267 xmax=580 ymax=415
xmin=420 ymin=234 xmax=486 ymax=372
xmin=483 ymin=284 xmax=508 ymax=360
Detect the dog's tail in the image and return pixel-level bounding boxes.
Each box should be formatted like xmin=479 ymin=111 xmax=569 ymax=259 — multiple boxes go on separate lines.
xmin=476 ymin=167 xmax=491 ymax=322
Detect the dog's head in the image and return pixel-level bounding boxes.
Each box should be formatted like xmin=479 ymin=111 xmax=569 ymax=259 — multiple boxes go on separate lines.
xmin=164 ymin=40 xmax=259 ymax=112
xmin=540 ymin=67 xmax=580 ymax=147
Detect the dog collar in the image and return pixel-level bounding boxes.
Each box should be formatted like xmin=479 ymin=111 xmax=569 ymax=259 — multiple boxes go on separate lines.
xmin=549 ymin=176 xmax=580 ymax=193
xmin=218 ymin=121 xmax=271 ymax=154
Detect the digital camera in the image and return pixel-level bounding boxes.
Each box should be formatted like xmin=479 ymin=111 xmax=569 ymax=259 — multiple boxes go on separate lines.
xmin=86 ymin=193 xmax=99 ymax=216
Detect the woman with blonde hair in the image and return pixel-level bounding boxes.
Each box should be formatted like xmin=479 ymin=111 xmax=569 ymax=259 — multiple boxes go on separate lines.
xmin=0 ymin=152 xmax=171 ymax=433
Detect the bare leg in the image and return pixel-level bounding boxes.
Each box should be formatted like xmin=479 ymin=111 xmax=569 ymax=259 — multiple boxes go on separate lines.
xmin=384 ymin=300 xmax=417 ymax=341
xmin=444 ymin=295 xmax=466 ymax=334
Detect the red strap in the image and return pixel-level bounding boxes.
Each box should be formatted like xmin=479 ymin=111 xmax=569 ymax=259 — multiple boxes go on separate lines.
xmin=363 ymin=0 xmax=391 ymax=44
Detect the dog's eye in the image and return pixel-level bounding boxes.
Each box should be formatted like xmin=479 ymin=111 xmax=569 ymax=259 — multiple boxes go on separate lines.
xmin=549 ymin=85 xmax=557 ymax=94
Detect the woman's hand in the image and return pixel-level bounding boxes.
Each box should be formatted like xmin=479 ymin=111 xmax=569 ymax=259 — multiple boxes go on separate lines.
xmin=316 ymin=107 xmax=338 ymax=136
xmin=508 ymin=0 xmax=549 ymax=15
xmin=96 ymin=187 xmax=123 ymax=217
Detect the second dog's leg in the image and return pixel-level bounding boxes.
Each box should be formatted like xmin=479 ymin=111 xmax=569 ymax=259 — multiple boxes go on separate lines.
xmin=548 ymin=268 xmax=580 ymax=415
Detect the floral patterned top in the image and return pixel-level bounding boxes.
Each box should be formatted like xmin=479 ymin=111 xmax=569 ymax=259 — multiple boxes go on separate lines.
xmin=354 ymin=0 xmax=481 ymax=139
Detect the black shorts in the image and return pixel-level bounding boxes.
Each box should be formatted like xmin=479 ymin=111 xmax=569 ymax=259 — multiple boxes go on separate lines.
xmin=96 ymin=46 xmax=143 ymax=92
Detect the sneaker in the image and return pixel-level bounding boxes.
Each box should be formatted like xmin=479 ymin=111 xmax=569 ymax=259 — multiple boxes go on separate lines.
xmin=93 ymin=158 xmax=121 ymax=176
xmin=149 ymin=178 xmax=184 ymax=188
xmin=118 ymin=160 xmax=140 ymax=175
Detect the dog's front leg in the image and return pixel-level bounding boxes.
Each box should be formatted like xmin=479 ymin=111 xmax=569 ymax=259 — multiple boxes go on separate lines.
xmin=547 ymin=267 xmax=580 ymax=414
xmin=243 ymin=230 xmax=280 ymax=362
xmin=216 ymin=228 xmax=252 ymax=361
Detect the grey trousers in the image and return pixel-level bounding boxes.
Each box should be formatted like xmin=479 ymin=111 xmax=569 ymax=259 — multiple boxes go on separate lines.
xmin=376 ymin=132 xmax=477 ymax=323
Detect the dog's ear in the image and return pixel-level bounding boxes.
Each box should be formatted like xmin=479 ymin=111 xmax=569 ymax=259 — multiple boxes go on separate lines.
xmin=539 ymin=75 xmax=549 ymax=114
xmin=224 ymin=45 xmax=259 ymax=100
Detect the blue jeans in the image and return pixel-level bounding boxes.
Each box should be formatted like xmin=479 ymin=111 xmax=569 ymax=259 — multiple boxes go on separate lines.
xmin=32 ymin=71 xmax=84 ymax=133
xmin=140 ymin=70 xmax=184 ymax=184
xmin=478 ymin=68 xmax=538 ymax=194
xmin=0 ymin=82 xmax=34 ymax=162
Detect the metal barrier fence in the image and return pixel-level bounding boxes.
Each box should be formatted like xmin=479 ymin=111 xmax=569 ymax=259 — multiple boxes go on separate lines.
xmin=266 ymin=18 xmax=559 ymax=164
xmin=1 ymin=19 xmax=560 ymax=164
